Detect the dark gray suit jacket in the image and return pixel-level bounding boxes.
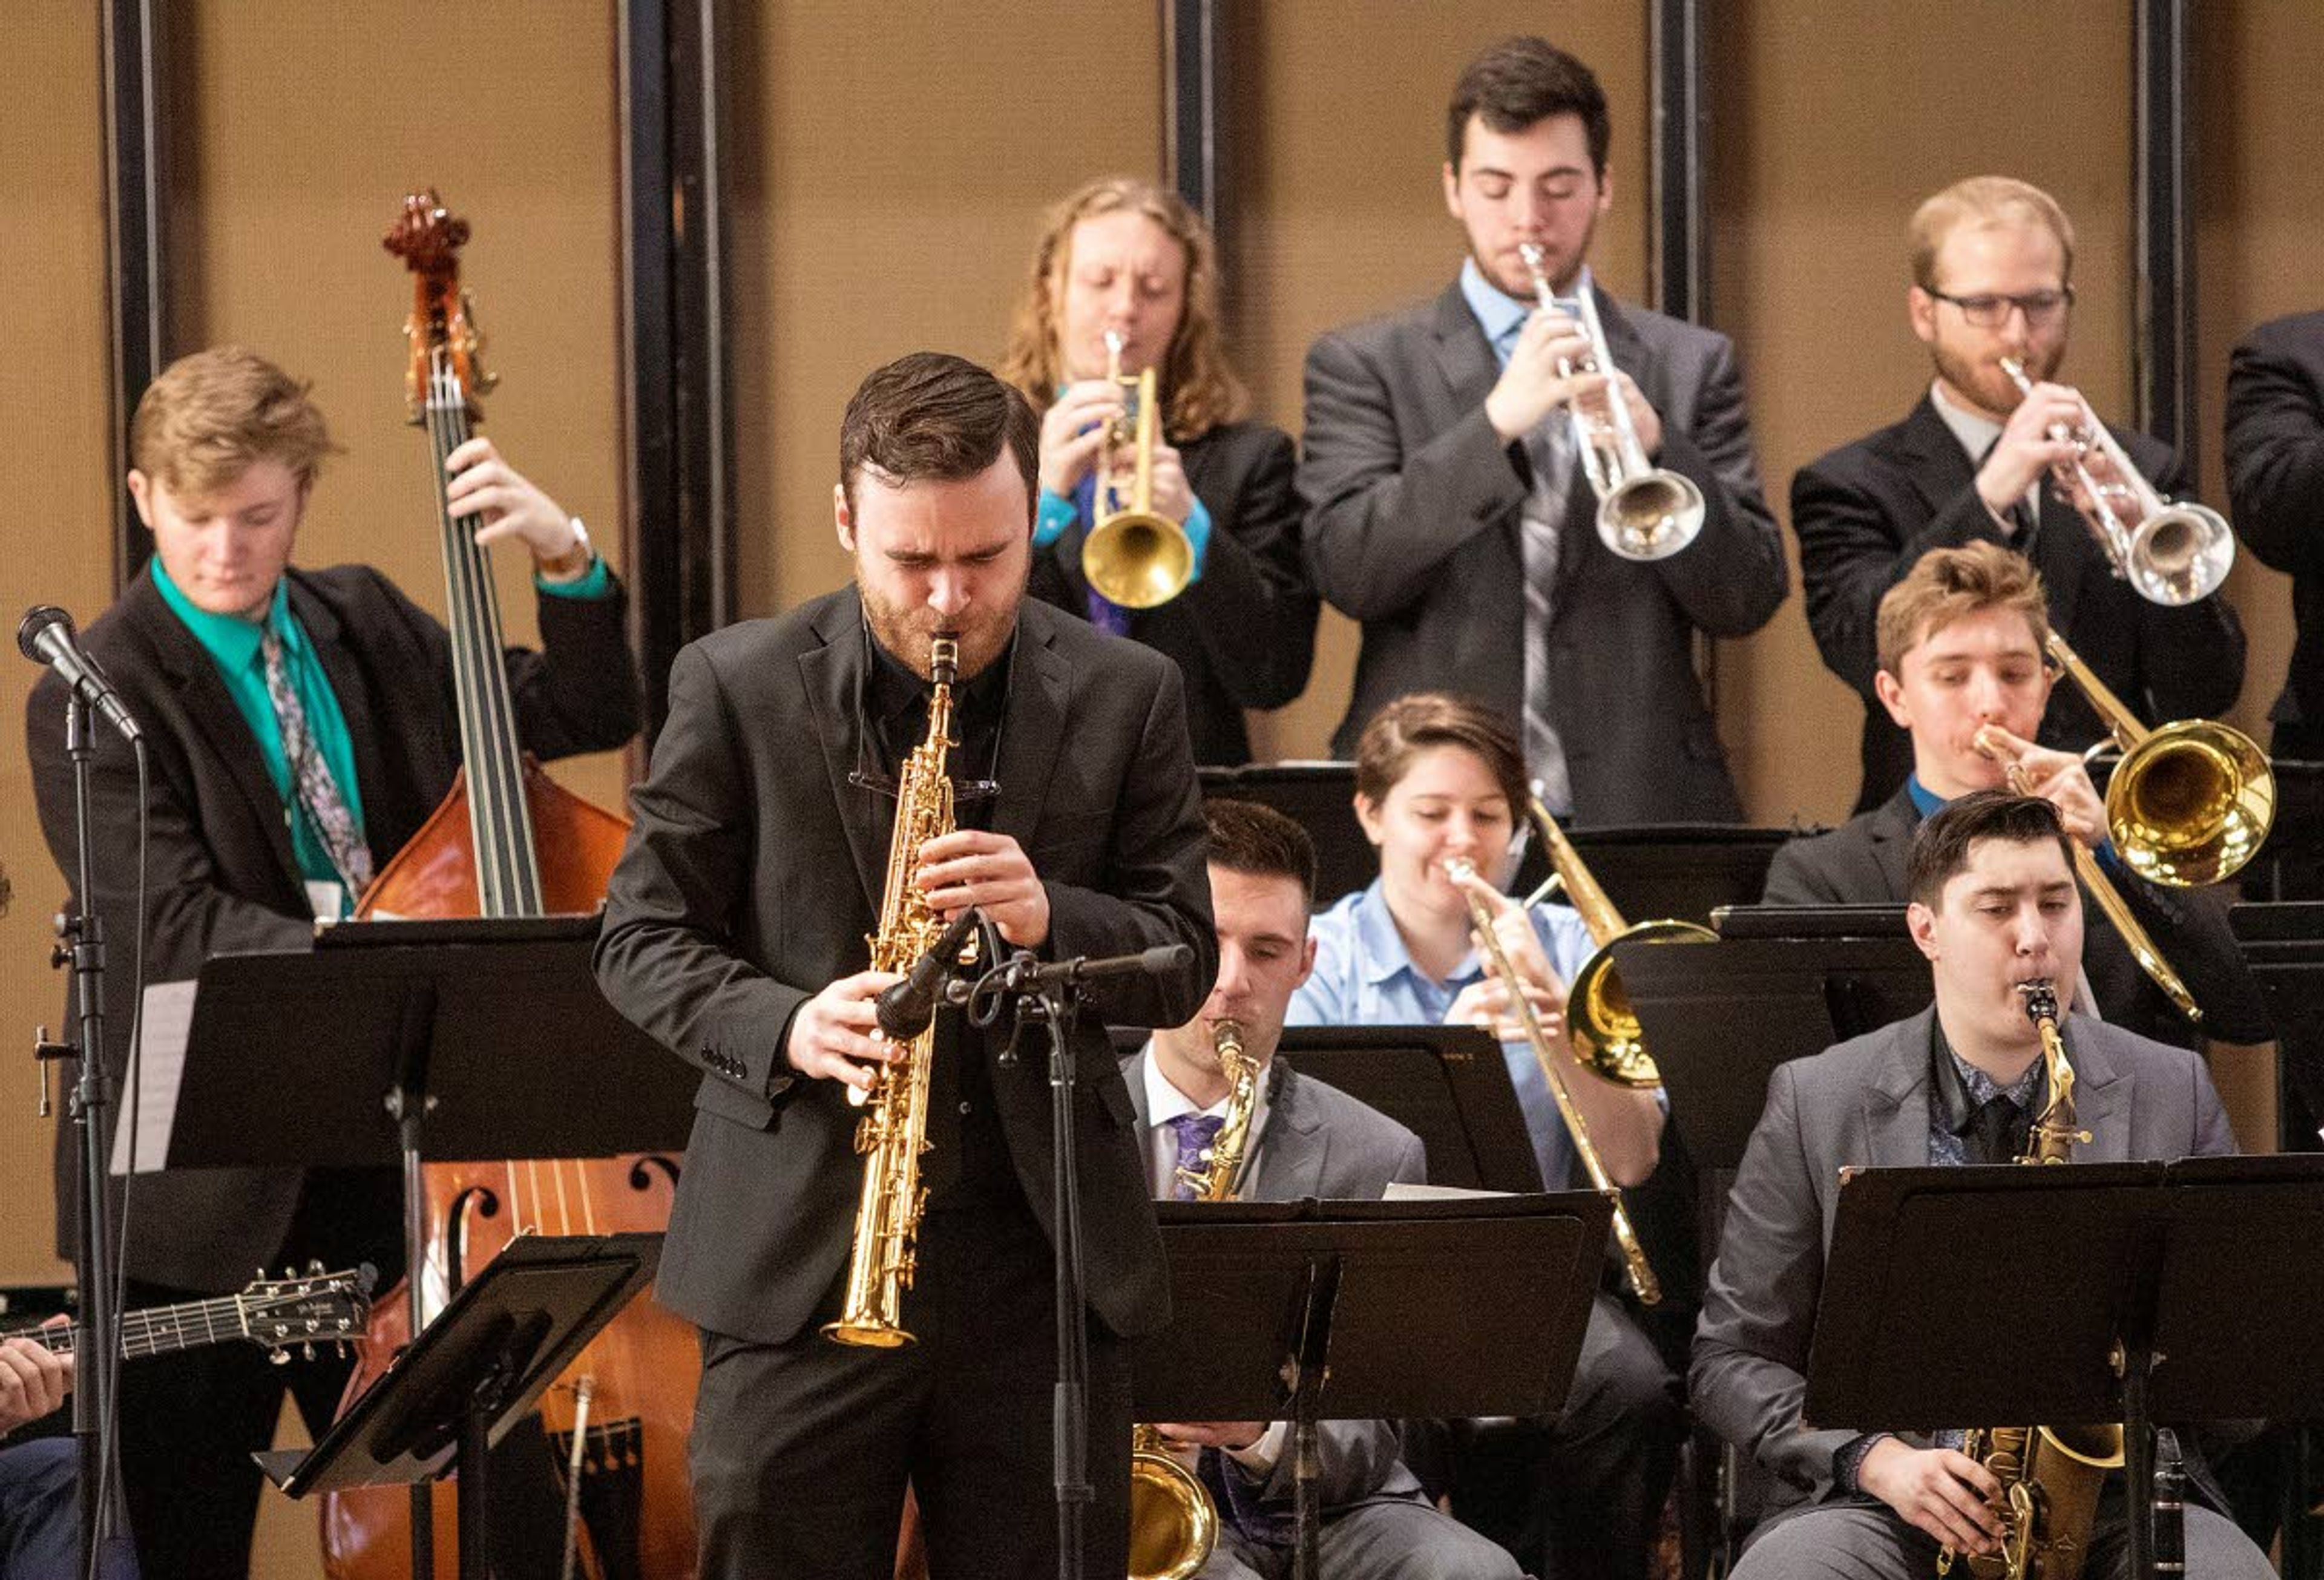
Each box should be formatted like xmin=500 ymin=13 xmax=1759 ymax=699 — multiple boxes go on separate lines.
xmin=1691 ymin=1006 xmax=2237 ymax=1510
xmin=1791 ymin=393 xmax=2245 ymax=811
xmin=2225 ymin=309 xmax=2324 ymax=752
xmin=1762 ymin=785 xmax=2273 ymax=1047
xmin=594 ymin=591 xmax=1217 ymax=1347
xmin=1299 ymin=280 xmax=1787 ymax=824
xmin=1123 ymin=1051 xmax=1428 ymax=1513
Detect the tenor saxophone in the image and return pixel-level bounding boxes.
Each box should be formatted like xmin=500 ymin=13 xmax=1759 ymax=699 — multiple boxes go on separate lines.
xmin=822 ymin=634 xmax=965 ymax=1348
xmin=1937 ymin=980 xmax=2120 ymax=1580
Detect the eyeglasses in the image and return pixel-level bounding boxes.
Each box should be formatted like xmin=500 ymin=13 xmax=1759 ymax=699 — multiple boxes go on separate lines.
xmin=1928 ymin=287 xmax=2076 ymax=330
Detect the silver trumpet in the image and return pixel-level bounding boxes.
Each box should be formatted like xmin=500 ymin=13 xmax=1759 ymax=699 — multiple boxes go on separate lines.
xmin=1998 ymin=356 xmax=2234 ymax=605
xmin=1518 ymin=242 xmax=1705 ymax=562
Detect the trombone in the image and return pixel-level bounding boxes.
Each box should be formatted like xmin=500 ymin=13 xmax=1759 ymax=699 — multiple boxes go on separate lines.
xmin=1083 ymin=329 xmax=1195 ymax=609
xmin=1522 ymin=795 xmax=1716 ymax=1089
xmin=1518 ymin=242 xmax=1705 ymax=562
xmin=1998 ymin=356 xmax=2236 ymax=606
xmin=1446 ymin=856 xmax=1661 ymax=1305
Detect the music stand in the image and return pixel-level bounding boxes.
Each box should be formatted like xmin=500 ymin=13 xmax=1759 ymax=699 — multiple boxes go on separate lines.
xmin=1134 ymin=1193 xmax=1610 ymax=1580
xmin=2229 ymin=900 xmax=2324 ymax=1149
xmin=1805 ymin=1155 xmax=2324 ymax=1580
xmin=257 ymin=1233 xmax=661 ymax=1579
xmin=2250 ymin=762 xmax=2323 ymax=902
xmin=1272 ymin=1026 xmax=1546 ymax=1192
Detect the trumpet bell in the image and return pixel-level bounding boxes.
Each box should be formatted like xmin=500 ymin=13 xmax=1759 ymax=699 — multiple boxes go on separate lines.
xmin=1600 ymin=470 xmax=1707 ymax=562
xmin=2108 ymin=719 xmax=2276 ymax=887
xmin=2127 ymin=502 xmax=2234 ymax=606
xmin=1566 ymin=919 xmax=1719 ymax=1088
xmin=1128 ymin=1442 xmax=1218 ymax=1580
xmin=1084 ymin=508 xmax=1195 ymax=610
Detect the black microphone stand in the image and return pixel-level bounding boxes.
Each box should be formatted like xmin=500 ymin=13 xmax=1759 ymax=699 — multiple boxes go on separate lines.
xmin=53 ymin=692 xmax=132 ymax=1579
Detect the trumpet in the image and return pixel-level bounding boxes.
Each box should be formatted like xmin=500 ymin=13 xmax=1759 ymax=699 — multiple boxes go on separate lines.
xmin=1523 ymin=795 xmax=1716 ymax=1089
xmin=2040 ymin=631 xmax=2274 ymax=888
xmin=1083 ymin=329 xmax=1195 ymax=609
xmin=1446 ymin=856 xmax=1660 ymax=1304
xmin=1998 ymin=356 xmax=2235 ymax=606
xmin=1518 ymin=242 xmax=1705 ymax=562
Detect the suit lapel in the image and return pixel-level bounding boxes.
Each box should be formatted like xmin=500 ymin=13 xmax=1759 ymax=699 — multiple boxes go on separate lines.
xmin=1430 ymin=283 xmax=1504 ymax=428
xmin=796 ymin=592 xmax=887 ymax=915
xmin=1894 ymin=396 xmax=1981 ymax=526
xmin=124 ymin=575 xmax=306 ymax=897
xmin=2058 ymin=1020 xmax=2127 ymax=1162
xmin=1865 ymin=786 xmax=1920 ymax=896
xmin=286 ymin=575 xmax=392 ymax=857
xmin=1861 ymin=1006 xmax=1938 ymax=1167
xmin=2030 ymin=480 xmax=2089 ymax=639
xmin=988 ymin=617 xmax=1064 ymax=853
xmin=1249 ymin=1061 xmax=1327 ymax=1201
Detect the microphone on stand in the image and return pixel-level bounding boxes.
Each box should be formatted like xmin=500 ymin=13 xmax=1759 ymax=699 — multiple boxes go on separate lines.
xmin=876 ymin=907 xmax=984 ymax=1040
xmin=19 ymin=606 xmax=142 ymax=742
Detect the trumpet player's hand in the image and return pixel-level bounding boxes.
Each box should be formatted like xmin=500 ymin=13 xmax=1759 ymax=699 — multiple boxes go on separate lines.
xmin=1857 ymin=1439 xmax=2005 ymax=1557
xmin=1608 ymin=370 xmax=1664 ymax=459
xmin=444 ymin=438 xmax=592 ymax=578
xmin=1974 ymin=724 xmax=2108 ymax=847
xmin=1145 ymin=440 xmax=1195 ymax=525
xmin=1978 ymin=379 xmax=2084 ymax=516
xmin=1485 ymin=307 xmax=1600 ymax=442
xmin=787 ymin=969 xmax=905 ymax=1092
xmin=917 ymin=829 xmax=1049 ymax=948
xmin=1446 ymin=864 xmax=1562 ymax=997
xmin=1149 ymin=1421 xmax=1270 ymax=1454
xmin=1039 ymin=381 xmax=1126 ymax=499
xmin=1448 ymin=976 xmax=1565 ymax=1044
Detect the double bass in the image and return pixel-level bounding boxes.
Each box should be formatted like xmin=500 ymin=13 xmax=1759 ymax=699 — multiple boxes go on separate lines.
xmin=320 ymin=190 xmax=696 ymax=1580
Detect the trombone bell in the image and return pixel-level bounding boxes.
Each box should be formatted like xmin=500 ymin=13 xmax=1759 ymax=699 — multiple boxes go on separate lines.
xmin=2107 ymin=719 xmax=2276 ymax=888
xmin=1566 ymin=917 xmax=1718 ymax=1089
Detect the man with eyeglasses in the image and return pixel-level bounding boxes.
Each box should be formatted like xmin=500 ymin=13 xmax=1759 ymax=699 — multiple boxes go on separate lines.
xmin=1791 ymin=175 xmax=2244 ymax=813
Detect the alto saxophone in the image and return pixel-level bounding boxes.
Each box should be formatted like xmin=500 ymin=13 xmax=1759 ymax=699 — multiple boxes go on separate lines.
xmin=1129 ymin=1020 xmax=1256 ymax=1580
xmin=1937 ymin=980 xmax=2121 ymax=1580
xmin=822 ymin=634 xmax=967 ymax=1348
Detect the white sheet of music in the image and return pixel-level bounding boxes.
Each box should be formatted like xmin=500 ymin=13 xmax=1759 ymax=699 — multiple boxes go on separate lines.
xmin=107 ymin=980 xmax=195 ymax=1176
xmin=1383 ymin=1181 xmax=1512 ymax=1200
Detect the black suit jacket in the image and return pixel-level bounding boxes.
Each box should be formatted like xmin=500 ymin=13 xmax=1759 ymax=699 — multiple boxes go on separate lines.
xmin=1030 ymin=419 xmax=1318 ymax=766
xmin=24 ymin=562 xmax=640 ymax=1288
xmin=2225 ymin=309 xmax=2324 ymax=752
xmin=1299 ymin=280 xmax=1788 ymax=824
xmin=592 ymin=590 xmax=1218 ymax=1346
xmin=1791 ymin=392 xmax=2245 ymax=810
xmin=1762 ymin=786 xmax=2271 ymax=1046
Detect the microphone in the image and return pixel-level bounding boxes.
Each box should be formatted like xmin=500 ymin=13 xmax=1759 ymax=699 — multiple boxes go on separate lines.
xmin=19 ymin=606 xmax=141 ymax=742
xmin=875 ymin=906 xmax=983 ymax=1041
xmin=991 ymin=943 xmax=1194 ymax=995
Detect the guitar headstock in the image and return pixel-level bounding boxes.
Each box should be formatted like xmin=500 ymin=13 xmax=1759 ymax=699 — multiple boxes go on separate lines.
xmin=236 ymin=1263 xmax=375 ymax=1364
xmin=383 ymin=188 xmax=496 ymax=424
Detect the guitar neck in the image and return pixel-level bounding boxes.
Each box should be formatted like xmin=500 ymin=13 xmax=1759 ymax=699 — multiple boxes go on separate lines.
xmin=1 ymin=1291 xmax=252 ymax=1362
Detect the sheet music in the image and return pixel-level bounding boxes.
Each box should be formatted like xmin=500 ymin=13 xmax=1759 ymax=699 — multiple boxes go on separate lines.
xmin=1384 ymin=1181 xmax=1512 ymax=1201
xmin=108 ymin=980 xmax=195 ymax=1176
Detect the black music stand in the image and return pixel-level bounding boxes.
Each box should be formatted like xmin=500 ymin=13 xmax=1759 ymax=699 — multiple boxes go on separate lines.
xmin=1272 ymin=1026 xmax=1546 ymax=1192
xmin=1804 ymin=1155 xmax=2324 ymax=1580
xmin=257 ymin=1233 xmax=661 ymax=1580
xmin=1134 ymin=1193 xmax=1610 ymax=1580
xmin=2229 ymin=900 xmax=2324 ymax=1150
xmin=2251 ymin=762 xmax=2323 ymax=902
xmin=149 ymin=917 xmax=694 ymax=1580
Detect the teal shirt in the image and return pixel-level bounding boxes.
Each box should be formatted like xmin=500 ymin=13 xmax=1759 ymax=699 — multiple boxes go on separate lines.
xmin=151 ymin=560 xmax=369 ymax=913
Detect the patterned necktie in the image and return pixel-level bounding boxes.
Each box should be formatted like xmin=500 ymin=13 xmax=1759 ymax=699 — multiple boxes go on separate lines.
xmin=259 ymin=628 xmax=373 ymax=898
xmin=1164 ymin=1112 xmax=1226 ymax=1202
xmin=1521 ymin=415 xmax=1577 ymax=815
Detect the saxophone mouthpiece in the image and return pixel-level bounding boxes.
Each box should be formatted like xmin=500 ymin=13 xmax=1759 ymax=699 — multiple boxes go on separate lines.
xmin=928 ymin=632 xmax=959 ymax=686
xmin=2015 ymin=978 xmax=2061 ymax=1024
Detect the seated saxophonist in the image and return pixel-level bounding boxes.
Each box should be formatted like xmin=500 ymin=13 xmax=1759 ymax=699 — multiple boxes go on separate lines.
xmin=1691 ymin=790 xmax=2273 ymax=1580
xmin=594 ymin=352 xmax=1217 ymax=1579
xmin=1124 ymin=799 xmax=1523 ymax=1580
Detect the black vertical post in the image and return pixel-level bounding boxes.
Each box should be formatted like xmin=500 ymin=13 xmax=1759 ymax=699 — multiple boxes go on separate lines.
xmin=1164 ymin=0 xmax=1227 ymax=241
xmin=101 ymin=0 xmax=165 ymax=585
xmin=2133 ymin=0 xmax=2196 ymax=471
xmin=621 ymin=0 xmax=735 ymax=738
xmin=1648 ymin=0 xmax=1707 ymax=324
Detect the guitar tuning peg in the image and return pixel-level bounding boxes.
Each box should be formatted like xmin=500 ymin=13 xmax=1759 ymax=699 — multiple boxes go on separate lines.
xmin=268 ymin=1347 xmax=289 ymax=1366
xmin=306 ymin=1258 xmax=323 ymax=1274
xmin=301 ymin=1342 xmax=316 ymax=1362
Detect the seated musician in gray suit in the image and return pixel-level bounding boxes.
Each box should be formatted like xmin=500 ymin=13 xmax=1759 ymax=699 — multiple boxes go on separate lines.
xmin=1299 ymin=34 xmax=1785 ymax=824
xmin=1695 ymin=791 xmax=2273 ymax=1579
xmin=1125 ymin=799 xmax=1522 ymax=1580
xmin=1763 ymin=542 xmax=2269 ymax=1052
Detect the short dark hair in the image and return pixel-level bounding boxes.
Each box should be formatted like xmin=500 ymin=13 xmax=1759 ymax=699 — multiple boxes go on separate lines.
xmin=1447 ymin=35 xmax=1611 ymax=175
xmin=838 ymin=350 xmax=1039 ymax=518
xmin=1906 ymin=790 xmax=2078 ymax=908
xmin=1354 ymin=693 xmax=1529 ymax=829
xmin=1204 ymin=799 xmax=1317 ymax=909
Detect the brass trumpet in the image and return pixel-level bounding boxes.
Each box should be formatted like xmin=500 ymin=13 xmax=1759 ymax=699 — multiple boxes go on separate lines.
xmin=1998 ymin=356 xmax=2235 ymax=606
xmin=1447 ymin=856 xmax=1661 ymax=1304
xmin=1523 ymin=795 xmax=1715 ymax=1089
xmin=1083 ymin=329 xmax=1195 ymax=609
xmin=1518 ymin=243 xmax=1705 ymax=562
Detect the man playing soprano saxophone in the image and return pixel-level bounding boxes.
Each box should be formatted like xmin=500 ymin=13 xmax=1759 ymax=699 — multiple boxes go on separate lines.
xmin=595 ymin=352 xmax=1216 ymax=1579
xmin=1692 ymin=791 xmax=2271 ymax=1580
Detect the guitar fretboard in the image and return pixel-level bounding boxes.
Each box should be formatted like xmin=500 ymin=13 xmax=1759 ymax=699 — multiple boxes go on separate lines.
xmin=1 ymin=1292 xmax=248 ymax=1360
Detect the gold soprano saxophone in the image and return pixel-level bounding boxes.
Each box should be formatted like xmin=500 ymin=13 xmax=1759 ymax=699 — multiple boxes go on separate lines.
xmin=1937 ymin=980 xmax=2121 ymax=1580
xmin=822 ymin=634 xmax=965 ymax=1349
xmin=1129 ymin=1020 xmax=1254 ymax=1580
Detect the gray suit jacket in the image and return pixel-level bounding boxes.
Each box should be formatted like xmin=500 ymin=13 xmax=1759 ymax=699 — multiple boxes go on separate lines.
xmin=1690 ymin=1006 xmax=2237 ymax=1509
xmin=1299 ymin=279 xmax=1787 ymax=824
xmin=1123 ymin=1051 xmax=1428 ymax=1513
